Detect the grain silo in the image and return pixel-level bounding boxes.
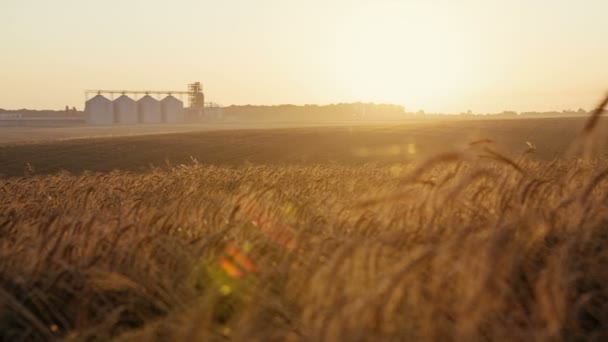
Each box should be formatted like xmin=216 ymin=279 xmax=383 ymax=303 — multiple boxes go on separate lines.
xmin=161 ymin=95 xmax=184 ymax=123
xmin=113 ymin=95 xmax=138 ymax=124
xmin=138 ymin=95 xmax=162 ymax=123
xmin=85 ymin=94 xmax=114 ymax=125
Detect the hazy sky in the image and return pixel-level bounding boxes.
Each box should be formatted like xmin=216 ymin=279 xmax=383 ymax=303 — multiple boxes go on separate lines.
xmin=1 ymin=0 xmax=606 ymax=113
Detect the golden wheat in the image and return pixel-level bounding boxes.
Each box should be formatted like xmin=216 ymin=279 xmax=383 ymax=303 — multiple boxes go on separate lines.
xmin=1 ymin=95 xmax=608 ymax=341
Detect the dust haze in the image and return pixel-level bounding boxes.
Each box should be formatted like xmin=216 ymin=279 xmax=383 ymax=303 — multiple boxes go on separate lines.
xmin=2 ymin=0 xmax=608 ymax=341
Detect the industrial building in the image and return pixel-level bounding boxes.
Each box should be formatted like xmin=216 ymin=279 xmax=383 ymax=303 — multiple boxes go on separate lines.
xmin=84 ymin=82 xmax=221 ymax=125
xmin=113 ymin=95 xmax=137 ymax=124
xmin=138 ymin=95 xmax=162 ymax=124
xmin=85 ymin=95 xmax=114 ymax=125
xmin=161 ymin=95 xmax=184 ymax=123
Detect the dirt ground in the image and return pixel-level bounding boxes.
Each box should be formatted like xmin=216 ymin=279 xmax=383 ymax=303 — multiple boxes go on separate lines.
xmin=1 ymin=116 xmax=604 ymax=177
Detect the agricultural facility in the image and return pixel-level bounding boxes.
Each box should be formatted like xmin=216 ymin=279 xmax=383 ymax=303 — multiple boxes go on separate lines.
xmin=85 ymin=82 xmax=222 ymax=125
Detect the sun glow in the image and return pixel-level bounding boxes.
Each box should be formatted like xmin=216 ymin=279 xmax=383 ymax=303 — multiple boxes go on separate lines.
xmin=2 ymin=0 xmax=606 ymax=111
xmin=333 ymin=3 xmax=486 ymax=112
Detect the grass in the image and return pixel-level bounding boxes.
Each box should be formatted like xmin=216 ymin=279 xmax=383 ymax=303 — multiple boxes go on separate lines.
xmin=2 ymin=112 xmax=608 ymax=340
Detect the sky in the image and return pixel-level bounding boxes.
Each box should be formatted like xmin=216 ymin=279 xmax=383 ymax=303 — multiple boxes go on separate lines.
xmin=1 ymin=0 xmax=607 ymax=113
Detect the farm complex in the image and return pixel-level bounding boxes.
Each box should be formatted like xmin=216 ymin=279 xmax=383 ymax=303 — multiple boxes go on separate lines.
xmin=84 ymin=82 xmax=223 ymax=125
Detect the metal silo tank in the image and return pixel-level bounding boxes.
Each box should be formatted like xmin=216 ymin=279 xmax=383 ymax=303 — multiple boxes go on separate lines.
xmin=85 ymin=94 xmax=114 ymax=125
xmin=114 ymin=95 xmax=138 ymax=124
xmin=161 ymin=95 xmax=184 ymax=123
xmin=137 ymin=95 xmax=162 ymax=124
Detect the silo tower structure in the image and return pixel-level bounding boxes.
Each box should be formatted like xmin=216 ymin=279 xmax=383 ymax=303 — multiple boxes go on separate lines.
xmin=138 ymin=95 xmax=162 ymax=123
xmin=85 ymin=94 xmax=114 ymax=125
xmin=188 ymin=82 xmax=205 ymax=109
xmin=114 ymin=95 xmax=138 ymax=124
xmin=188 ymin=82 xmax=205 ymax=120
xmin=85 ymin=82 xmax=216 ymax=124
xmin=161 ymin=95 xmax=184 ymax=123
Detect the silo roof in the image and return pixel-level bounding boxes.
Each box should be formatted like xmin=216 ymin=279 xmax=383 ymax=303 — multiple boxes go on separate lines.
xmin=161 ymin=95 xmax=183 ymax=104
xmin=115 ymin=94 xmax=135 ymax=103
xmin=87 ymin=94 xmax=111 ymax=103
xmin=138 ymin=95 xmax=159 ymax=103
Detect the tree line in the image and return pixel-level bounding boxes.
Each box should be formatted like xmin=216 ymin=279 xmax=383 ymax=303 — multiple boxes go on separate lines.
xmin=222 ymin=103 xmax=407 ymax=121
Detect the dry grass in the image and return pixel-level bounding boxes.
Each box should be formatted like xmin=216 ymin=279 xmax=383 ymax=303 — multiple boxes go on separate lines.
xmin=2 ymin=104 xmax=608 ymax=341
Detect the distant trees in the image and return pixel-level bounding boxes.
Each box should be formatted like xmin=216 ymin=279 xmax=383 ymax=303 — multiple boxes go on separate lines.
xmin=223 ymin=103 xmax=407 ymax=121
xmin=0 ymin=108 xmax=84 ymax=118
xmin=459 ymin=110 xmax=474 ymax=116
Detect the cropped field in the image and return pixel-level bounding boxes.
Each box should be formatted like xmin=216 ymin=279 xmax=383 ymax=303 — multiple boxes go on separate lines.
xmin=0 ymin=121 xmax=375 ymax=145
xmin=2 ymin=117 xmax=608 ymax=178
xmin=2 ymin=115 xmax=608 ymax=340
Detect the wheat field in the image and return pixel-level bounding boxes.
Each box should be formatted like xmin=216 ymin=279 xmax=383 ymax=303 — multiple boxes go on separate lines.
xmin=2 ymin=109 xmax=608 ymax=340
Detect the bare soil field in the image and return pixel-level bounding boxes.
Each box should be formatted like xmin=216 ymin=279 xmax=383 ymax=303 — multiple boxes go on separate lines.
xmin=0 ymin=120 xmax=408 ymax=145
xmin=1 ymin=117 xmax=606 ymax=178
xmin=2 ymin=115 xmax=608 ymax=340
